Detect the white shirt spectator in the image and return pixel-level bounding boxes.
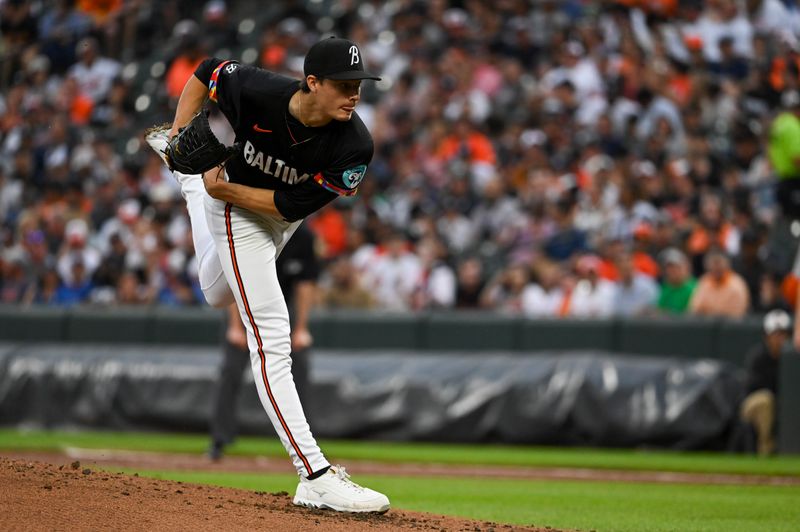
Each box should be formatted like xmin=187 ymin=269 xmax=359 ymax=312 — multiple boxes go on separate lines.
xmin=68 ymin=56 xmax=121 ymax=103
xmin=751 ymin=0 xmax=799 ymax=42
xmin=416 ymin=263 xmax=456 ymax=309
xmin=363 ymin=251 xmax=422 ymax=311
xmin=437 ymin=212 xmax=476 ymax=255
xmin=636 ymin=96 xmax=684 ymax=144
xmin=471 ymin=181 xmax=522 ymax=238
xmin=58 ymin=219 xmax=101 ymax=283
xmin=613 ymin=274 xmax=659 ymax=316
xmin=351 ymin=243 xmax=378 ymax=275
xmin=541 ymin=57 xmax=605 ymax=102
xmin=522 ymin=284 xmax=564 ymax=317
xmin=0 ymin=175 xmax=22 ymax=222
xmin=569 ymin=279 xmax=617 ymax=318
xmin=686 ymin=10 xmax=754 ymax=62
xmin=605 ymin=201 xmax=660 ymax=242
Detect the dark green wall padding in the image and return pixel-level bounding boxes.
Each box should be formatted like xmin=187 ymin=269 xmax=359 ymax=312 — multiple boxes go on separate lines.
xmin=0 ymin=306 xmax=767 ymax=366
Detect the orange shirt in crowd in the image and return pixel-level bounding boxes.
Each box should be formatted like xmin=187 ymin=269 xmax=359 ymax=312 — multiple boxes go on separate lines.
xmin=687 ymin=223 xmax=735 ymax=256
xmin=308 ymin=207 xmax=348 ymax=259
xmin=77 ymin=0 xmax=122 ymax=24
xmin=614 ymin=0 xmax=677 ymax=16
xmin=435 ymin=132 xmax=497 ymax=165
xmin=770 ymin=54 xmax=800 ymax=93
xmin=166 ymin=56 xmax=205 ymax=99
xmin=668 ymin=73 xmax=693 ymax=107
xmin=633 ymin=251 xmax=660 ymax=278
xmin=598 ymin=253 xmax=659 ymax=282
xmin=689 ymin=271 xmax=750 ymax=318
xmin=70 ymin=93 xmax=94 ymax=125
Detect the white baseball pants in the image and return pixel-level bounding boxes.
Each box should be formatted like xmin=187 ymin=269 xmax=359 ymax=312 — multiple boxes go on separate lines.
xmin=179 ymin=170 xmax=330 ymax=478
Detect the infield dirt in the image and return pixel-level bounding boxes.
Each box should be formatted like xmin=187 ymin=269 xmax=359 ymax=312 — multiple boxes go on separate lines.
xmin=1 ymin=457 xmax=553 ymax=531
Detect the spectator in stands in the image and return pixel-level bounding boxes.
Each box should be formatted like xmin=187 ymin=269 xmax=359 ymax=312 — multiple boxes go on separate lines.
xmin=67 ymin=37 xmax=120 ymax=103
xmin=0 ymin=0 xmax=38 ymax=87
xmin=92 ymin=232 xmax=128 ymax=290
xmin=165 ymin=21 xmax=206 ymax=101
xmin=114 ymin=270 xmax=150 ymax=305
xmin=544 ymin=197 xmax=588 ymax=262
xmin=657 ymin=248 xmax=697 ymax=315
xmin=629 ymin=224 xmax=661 ymax=279
xmin=755 ymin=271 xmax=792 ymax=314
xmin=768 ymin=90 xmax=800 ymax=220
xmin=733 ymin=227 xmax=768 ymax=305
xmin=568 ymin=255 xmax=616 ymax=318
xmin=437 ymin=193 xmax=477 ymax=256
xmin=0 ymin=248 xmax=31 ymax=303
xmin=57 ymin=218 xmax=100 ymax=285
xmin=38 ymin=0 xmax=91 ymax=75
xmin=155 ymin=248 xmax=194 ymax=306
xmin=54 ymin=259 xmax=93 ymax=305
xmin=690 ymin=248 xmax=750 ymax=318
xmin=434 ymin=118 xmax=497 ymax=190
xmin=77 ymin=0 xmax=123 ymax=27
xmin=522 ymin=259 xmax=564 ymax=317
xmin=687 ymin=193 xmax=741 ymax=271
xmin=20 ymin=229 xmax=50 ymax=286
xmin=307 ymin=204 xmax=348 ymax=260
xmin=454 ymin=257 xmax=485 ymax=309
xmin=413 ymin=236 xmax=456 ymax=310
xmin=741 ymin=309 xmax=793 ymax=455
xmin=613 ymin=251 xmax=658 ymax=316
xmin=320 ymin=255 xmax=372 ymax=309
xmin=25 ymin=268 xmax=60 ymax=305
xmin=0 ymin=166 xmax=22 ymax=226
xmin=480 ymin=263 xmax=530 ymax=314
xmin=710 ymin=36 xmax=749 ymax=81
xmin=362 ymin=231 xmax=420 ymax=311
xmin=1 ymin=1 xmax=798 ymax=318
xmin=201 ymin=0 xmax=239 ymax=54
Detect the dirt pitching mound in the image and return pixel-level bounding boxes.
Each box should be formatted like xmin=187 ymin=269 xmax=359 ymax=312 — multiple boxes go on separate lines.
xmin=0 ymin=457 xmax=553 ymax=531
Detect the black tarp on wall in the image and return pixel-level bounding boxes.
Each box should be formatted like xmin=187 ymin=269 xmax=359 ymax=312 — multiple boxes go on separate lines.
xmin=0 ymin=344 xmax=743 ymax=449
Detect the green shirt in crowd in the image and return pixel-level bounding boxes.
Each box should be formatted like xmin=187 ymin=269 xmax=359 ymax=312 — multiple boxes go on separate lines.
xmin=768 ymin=112 xmax=800 ymax=179
xmin=658 ymin=278 xmax=697 ymax=314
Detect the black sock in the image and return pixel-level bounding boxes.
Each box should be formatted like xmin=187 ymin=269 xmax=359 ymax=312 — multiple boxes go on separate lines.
xmin=306 ymin=465 xmax=330 ymax=480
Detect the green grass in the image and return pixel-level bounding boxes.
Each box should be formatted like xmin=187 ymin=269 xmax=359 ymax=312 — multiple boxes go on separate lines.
xmin=111 ymin=468 xmax=800 ymax=532
xmin=2 ymin=428 xmax=800 ymax=476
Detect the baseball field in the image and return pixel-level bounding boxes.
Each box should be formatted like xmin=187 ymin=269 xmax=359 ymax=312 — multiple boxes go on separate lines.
xmin=1 ymin=429 xmax=799 ymax=531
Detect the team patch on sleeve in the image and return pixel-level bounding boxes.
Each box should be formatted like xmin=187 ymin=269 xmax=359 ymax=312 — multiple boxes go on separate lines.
xmin=313 ymin=173 xmax=359 ymax=196
xmin=342 ymin=165 xmax=367 ymax=190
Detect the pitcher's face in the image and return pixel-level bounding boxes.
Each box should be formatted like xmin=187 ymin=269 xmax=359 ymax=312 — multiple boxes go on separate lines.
xmin=311 ymin=77 xmax=362 ymax=121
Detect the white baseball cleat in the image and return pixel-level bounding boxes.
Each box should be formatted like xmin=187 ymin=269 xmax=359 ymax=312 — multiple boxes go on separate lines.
xmin=144 ymin=124 xmax=172 ymax=167
xmin=144 ymin=124 xmax=198 ymax=196
xmin=293 ymin=465 xmax=390 ymax=513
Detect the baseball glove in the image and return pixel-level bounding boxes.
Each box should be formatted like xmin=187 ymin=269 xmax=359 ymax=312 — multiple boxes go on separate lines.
xmin=147 ymin=108 xmax=239 ymax=174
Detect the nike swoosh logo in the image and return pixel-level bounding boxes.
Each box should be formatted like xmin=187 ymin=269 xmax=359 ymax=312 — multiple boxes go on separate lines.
xmin=252 ymin=124 xmax=272 ymax=133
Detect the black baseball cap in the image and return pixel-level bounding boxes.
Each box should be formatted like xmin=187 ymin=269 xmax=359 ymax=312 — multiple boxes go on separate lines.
xmin=304 ymin=37 xmax=381 ymax=81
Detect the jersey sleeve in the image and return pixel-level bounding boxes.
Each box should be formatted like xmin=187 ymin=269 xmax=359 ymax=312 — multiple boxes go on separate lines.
xmin=313 ymin=139 xmax=373 ymax=197
xmin=193 ymin=57 xmax=245 ymax=129
xmin=274 ymin=179 xmax=338 ymax=222
xmin=193 ymin=57 xmax=222 ymax=85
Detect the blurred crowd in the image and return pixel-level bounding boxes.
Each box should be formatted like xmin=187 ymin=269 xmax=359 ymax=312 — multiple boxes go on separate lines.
xmin=2 ymin=0 xmax=800 ymax=319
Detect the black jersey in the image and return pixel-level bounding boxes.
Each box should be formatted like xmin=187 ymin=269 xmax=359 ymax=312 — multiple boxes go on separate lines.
xmin=194 ymin=58 xmax=374 ymax=220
